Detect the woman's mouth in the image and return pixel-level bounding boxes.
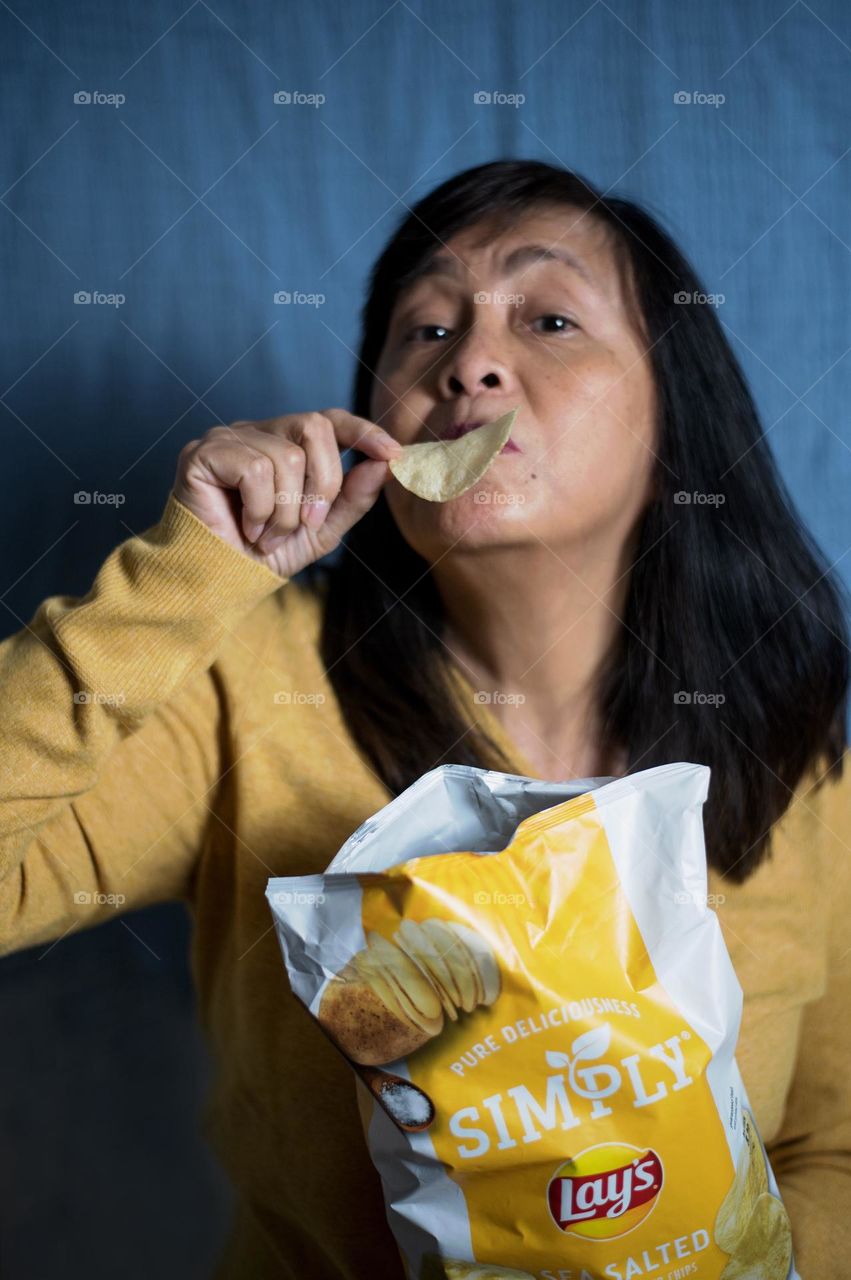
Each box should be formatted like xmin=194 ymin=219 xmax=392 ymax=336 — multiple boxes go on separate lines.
xmin=444 ymin=420 xmax=522 ymax=454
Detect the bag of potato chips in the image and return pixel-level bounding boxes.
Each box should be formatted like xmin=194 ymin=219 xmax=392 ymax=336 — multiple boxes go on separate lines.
xmin=267 ymin=762 xmax=799 ymax=1280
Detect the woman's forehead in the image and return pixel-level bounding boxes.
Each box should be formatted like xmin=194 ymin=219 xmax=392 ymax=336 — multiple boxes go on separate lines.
xmin=401 ymin=210 xmax=621 ymax=303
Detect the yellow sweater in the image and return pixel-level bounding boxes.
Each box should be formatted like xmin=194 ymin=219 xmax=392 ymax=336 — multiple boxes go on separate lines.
xmin=1 ymin=490 xmax=849 ymax=1278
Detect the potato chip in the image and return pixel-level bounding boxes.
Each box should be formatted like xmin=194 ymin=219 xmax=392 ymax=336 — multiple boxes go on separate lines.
xmin=388 ymin=407 xmax=518 ymax=502
xmin=719 ymin=1192 xmax=792 ymax=1280
xmin=715 ymin=1108 xmax=770 ymax=1253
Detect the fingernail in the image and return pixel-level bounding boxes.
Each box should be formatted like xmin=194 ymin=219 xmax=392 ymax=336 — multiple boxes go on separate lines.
xmin=306 ymin=499 xmax=330 ymax=528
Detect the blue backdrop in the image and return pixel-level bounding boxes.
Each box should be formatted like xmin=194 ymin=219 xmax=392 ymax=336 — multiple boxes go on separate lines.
xmin=2 ymin=2 xmax=849 ymax=1276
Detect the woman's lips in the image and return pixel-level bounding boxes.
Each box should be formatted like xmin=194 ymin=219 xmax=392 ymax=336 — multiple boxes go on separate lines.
xmin=444 ymin=420 xmax=522 ymax=454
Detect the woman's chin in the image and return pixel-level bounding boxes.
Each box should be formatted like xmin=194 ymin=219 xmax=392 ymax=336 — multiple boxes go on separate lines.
xmin=395 ymin=486 xmax=537 ymax=555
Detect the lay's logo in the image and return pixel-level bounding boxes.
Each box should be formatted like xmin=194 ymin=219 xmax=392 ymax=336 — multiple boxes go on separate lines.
xmin=547 ymin=1142 xmax=664 ymax=1240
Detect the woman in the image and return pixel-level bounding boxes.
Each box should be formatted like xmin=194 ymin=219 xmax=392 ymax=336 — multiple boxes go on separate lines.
xmin=1 ymin=159 xmax=848 ymax=1277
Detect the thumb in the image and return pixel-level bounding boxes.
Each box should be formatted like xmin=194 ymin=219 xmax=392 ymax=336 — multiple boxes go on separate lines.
xmin=318 ymin=457 xmax=391 ymax=545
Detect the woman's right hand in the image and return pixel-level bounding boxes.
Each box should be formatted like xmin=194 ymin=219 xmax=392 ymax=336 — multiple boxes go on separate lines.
xmin=171 ymin=409 xmax=403 ymax=579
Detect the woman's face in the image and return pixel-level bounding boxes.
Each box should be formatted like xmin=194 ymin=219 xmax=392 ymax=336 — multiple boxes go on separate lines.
xmin=370 ymin=207 xmax=659 ymax=562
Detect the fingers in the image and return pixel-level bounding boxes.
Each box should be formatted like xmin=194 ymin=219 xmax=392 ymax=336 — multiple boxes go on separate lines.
xmin=290 ymin=414 xmax=345 ymax=530
xmin=317 ymin=457 xmax=392 ymax=547
xmin=318 ymin=408 xmax=403 ymax=462
xmin=191 ymin=429 xmax=279 ymax=543
xmin=251 ymin=410 xmax=400 ymax=545
xmin=178 ymin=410 xmax=402 ymax=559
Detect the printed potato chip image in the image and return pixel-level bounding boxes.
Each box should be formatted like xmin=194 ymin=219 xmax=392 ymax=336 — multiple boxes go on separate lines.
xmin=714 ymin=1107 xmax=770 ymax=1254
xmin=388 ymin=407 xmax=518 ymax=501
xmin=317 ymin=918 xmax=501 ymax=1066
xmin=719 ymin=1191 xmax=792 ymax=1280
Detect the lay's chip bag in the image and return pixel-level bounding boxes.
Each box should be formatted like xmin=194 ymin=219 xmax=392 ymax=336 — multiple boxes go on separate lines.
xmin=266 ymin=762 xmax=799 ymax=1280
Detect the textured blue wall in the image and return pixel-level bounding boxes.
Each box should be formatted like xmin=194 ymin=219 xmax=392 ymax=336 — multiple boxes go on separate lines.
xmin=2 ymin=2 xmax=849 ymax=1276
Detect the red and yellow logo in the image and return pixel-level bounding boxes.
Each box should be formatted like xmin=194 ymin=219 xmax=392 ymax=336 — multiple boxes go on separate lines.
xmin=547 ymin=1142 xmax=664 ymax=1240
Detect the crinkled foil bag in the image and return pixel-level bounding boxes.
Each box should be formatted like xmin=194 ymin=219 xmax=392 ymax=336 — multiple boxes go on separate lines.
xmin=267 ymin=762 xmax=799 ymax=1280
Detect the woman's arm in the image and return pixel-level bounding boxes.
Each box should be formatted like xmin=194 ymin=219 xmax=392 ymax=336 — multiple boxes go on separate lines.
xmin=767 ymin=756 xmax=851 ymax=1274
xmin=0 ymin=492 xmax=284 ymax=953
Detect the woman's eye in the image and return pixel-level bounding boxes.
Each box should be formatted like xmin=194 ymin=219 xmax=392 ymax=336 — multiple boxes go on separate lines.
xmin=403 ymin=314 xmax=578 ymax=343
xmin=405 ymin=324 xmax=450 ymax=343
xmin=532 ymin=314 xmax=579 ymax=334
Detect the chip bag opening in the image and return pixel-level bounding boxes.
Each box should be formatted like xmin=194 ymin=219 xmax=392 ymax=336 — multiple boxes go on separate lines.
xmin=267 ymin=762 xmax=799 ymax=1280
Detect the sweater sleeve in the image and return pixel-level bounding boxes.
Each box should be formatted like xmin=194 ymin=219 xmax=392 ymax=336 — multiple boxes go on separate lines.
xmin=767 ymin=756 xmax=851 ymax=1275
xmin=0 ymin=491 xmax=285 ymax=955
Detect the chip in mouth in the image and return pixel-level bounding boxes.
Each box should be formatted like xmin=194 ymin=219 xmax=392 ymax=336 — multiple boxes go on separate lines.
xmin=388 ymin=406 xmax=519 ymax=502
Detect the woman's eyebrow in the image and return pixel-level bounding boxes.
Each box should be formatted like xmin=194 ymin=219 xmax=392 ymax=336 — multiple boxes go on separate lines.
xmin=408 ymin=243 xmax=597 ymax=290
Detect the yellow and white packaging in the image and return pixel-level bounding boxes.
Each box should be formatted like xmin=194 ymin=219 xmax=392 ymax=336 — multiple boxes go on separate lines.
xmin=267 ymin=762 xmax=798 ymax=1280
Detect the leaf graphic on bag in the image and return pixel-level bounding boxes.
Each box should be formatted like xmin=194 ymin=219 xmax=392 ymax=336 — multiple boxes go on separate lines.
xmin=570 ymin=1025 xmax=612 ymax=1061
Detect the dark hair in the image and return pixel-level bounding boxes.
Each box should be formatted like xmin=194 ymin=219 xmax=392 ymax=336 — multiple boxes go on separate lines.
xmin=312 ymin=158 xmax=848 ymax=883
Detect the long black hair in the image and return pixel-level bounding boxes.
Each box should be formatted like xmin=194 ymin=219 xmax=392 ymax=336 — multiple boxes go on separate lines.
xmin=312 ymin=158 xmax=848 ymax=883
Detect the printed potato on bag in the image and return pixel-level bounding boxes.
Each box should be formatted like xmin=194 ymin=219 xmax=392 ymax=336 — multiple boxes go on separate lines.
xmin=267 ymin=762 xmax=798 ymax=1280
